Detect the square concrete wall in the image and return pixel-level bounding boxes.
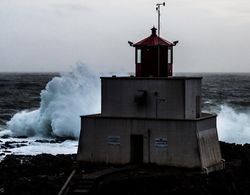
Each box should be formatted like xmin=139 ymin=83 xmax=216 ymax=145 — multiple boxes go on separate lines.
xmin=77 ymin=116 xmax=214 ymax=168
xmin=101 ymin=77 xmax=201 ymax=119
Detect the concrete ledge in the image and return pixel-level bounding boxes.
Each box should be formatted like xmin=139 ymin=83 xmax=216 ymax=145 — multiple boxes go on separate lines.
xmin=80 ymin=112 xmax=217 ymax=122
xmin=202 ymin=159 xmax=226 ymax=174
xmin=101 ymin=76 xmax=202 ymax=80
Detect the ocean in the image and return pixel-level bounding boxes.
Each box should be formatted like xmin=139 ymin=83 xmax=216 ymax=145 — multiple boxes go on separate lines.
xmin=0 ymin=65 xmax=250 ymax=158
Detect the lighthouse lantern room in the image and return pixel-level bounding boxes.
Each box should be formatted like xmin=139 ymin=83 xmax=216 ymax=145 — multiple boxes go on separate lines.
xmin=133 ymin=27 xmax=175 ymax=77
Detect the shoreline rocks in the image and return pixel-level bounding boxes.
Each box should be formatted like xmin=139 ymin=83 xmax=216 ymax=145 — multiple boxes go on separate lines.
xmin=0 ymin=154 xmax=76 ymax=195
xmin=1 ymin=142 xmax=250 ymax=194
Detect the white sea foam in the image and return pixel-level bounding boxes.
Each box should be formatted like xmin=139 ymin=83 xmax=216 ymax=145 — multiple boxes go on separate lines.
xmin=217 ymin=105 xmax=250 ymax=144
xmin=0 ymin=137 xmax=78 ymax=161
xmin=10 ymin=139 xmax=78 ymax=155
xmin=7 ymin=64 xmax=101 ymax=139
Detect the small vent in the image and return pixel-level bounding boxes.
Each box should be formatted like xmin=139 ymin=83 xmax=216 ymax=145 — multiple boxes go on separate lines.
xmin=134 ymin=90 xmax=147 ymax=105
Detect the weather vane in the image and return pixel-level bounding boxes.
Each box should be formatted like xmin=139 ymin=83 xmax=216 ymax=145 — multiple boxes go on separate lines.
xmin=156 ymin=2 xmax=165 ymax=37
xmin=156 ymin=2 xmax=165 ymax=77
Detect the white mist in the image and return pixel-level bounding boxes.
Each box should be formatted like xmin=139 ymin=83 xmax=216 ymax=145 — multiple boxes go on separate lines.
xmin=217 ymin=105 xmax=250 ymax=144
xmin=7 ymin=64 xmax=101 ymax=139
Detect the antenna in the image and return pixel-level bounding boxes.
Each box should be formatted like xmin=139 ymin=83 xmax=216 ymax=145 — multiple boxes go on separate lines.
xmin=156 ymin=2 xmax=165 ymax=77
xmin=156 ymin=2 xmax=165 ymax=37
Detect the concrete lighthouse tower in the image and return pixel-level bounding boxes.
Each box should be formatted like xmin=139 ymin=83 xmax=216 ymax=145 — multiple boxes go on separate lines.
xmin=77 ymin=12 xmax=224 ymax=173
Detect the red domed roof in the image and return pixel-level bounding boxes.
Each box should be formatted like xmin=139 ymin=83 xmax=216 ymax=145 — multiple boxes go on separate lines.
xmin=133 ymin=27 xmax=173 ymax=47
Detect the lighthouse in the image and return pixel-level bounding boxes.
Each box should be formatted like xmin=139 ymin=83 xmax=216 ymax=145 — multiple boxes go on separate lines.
xmin=76 ymin=18 xmax=224 ymax=174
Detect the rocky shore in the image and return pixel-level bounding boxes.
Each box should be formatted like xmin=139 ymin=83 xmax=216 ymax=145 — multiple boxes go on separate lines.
xmin=0 ymin=154 xmax=76 ymax=195
xmin=1 ymin=142 xmax=250 ymax=194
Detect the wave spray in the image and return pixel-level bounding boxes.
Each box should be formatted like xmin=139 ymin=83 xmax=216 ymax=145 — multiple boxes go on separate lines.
xmin=7 ymin=64 xmax=101 ymax=139
xmin=217 ymin=105 xmax=250 ymax=144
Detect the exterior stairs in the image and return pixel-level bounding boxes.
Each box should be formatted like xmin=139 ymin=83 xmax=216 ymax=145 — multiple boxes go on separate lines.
xmin=58 ymin=165 xmax=133 ymax=195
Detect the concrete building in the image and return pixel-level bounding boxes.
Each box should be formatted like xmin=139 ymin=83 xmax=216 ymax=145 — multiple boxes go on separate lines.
xmin=77 ymin=28 xmax=224 ymax=173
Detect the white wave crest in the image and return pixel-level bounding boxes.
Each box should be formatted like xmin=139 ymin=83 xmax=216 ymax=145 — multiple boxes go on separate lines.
xmin=217 ymin=105 xmax=250 ymax=144
xmin=7 ymin=64 xmax=101 ymax=139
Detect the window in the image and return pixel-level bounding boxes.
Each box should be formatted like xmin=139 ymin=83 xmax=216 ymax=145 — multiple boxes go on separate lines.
xmin=196 ymin=96 xmax=201 ymax=118
xmin=137 ymin=49 xmax=141 ymax=63
xmin=168 ymin=48 xmax=172 ymax=64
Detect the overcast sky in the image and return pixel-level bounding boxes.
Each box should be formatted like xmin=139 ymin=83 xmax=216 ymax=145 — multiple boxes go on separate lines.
xmin=1 ymin=0 xmax=250 ymax=73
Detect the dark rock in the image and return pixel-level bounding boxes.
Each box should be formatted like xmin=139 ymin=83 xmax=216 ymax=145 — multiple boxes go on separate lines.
xmin=4 ymin=142 xmax=15 ymax=149
xmin=49 ymin=140 xmax=59 ymax=143
xmin=35 ymin=139 xmax=65 ymax=144
xmin=14 ymin=136 xmax=28 ymax=139
xmin=0 ymin=154 xmax=76 ymax=195
xmin=0 ymin=145 xmax=7 ymax=149
xmin=35 ymin=139 xmax=50 ymax=143
xmin=0 ymin=135 xmax=10 ymax=139
xmin=55 ymin=137 xmax=67 ymax=143
xmin=16 ymin=144 xmax=28 ymax=148
xmin=5 ymin=141 xmax=17 ymax=145
xmin=1 ymin=141 xmax=28 ymax=150
xmin=1 ymin=142 xmax=250 ymax=194
xmin=3 ymin=151 xmax=11 ymax=153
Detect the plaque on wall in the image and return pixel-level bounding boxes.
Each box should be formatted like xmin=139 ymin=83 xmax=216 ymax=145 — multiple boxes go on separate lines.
xmin=155 ymin=138 xmax=168 ymax=148
xmin=107 ymin=136 xmax=121 ymax=145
